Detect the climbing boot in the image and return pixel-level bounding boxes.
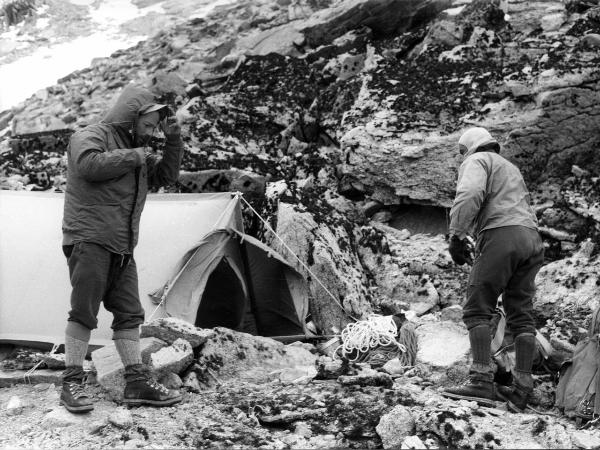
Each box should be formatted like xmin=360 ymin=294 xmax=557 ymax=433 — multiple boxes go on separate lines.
xmin=122 ymin=364 xmax=182 ymax=407
xmin=442 ymin=372 xmax=496 ymax=407
xmin=498 ymin=333 xmax=536 ymax=412
xmin=497 ymin=381 xmax=532 ymax=413
xmin=60 ymin=366 xmax=93 ymax=413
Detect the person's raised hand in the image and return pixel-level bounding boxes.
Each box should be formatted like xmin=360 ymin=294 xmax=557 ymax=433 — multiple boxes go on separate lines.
xmin=161 ymin=115 xmax=180 ymax=137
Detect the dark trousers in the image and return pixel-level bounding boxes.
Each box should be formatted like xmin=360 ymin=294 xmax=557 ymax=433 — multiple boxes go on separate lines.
xmin=63 ymin=242 xmax=145 ymax=331
xmin=464 ymin=226 xmax=544 ymax=337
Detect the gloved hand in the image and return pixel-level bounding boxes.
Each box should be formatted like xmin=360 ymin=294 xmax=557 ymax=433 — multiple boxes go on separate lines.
xmin=160 ymin=115 xmax=181 ymax=138
xmin=448 ymin=235 xmax=473 ymax=265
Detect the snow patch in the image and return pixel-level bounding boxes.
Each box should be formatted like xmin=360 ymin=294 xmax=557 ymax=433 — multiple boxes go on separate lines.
xmin=0 ymin=0 xmax=227 ymax=111
xmin=0 ymin=33 xmax=143 ymax=110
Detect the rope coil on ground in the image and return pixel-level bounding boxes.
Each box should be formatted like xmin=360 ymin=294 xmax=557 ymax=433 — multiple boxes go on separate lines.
xmin=334 ymin=315 xmax=407 ymax=364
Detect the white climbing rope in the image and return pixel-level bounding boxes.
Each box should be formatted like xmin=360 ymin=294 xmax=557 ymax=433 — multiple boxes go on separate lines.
xmin=334 ymin=315 xmax=406 ymax=362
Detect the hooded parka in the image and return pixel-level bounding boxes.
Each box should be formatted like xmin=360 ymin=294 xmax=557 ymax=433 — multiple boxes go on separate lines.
xmin=449 ymin=134 xmax=538 ymax=239
xmin=62 ymin=85 xmax=183 ymax=254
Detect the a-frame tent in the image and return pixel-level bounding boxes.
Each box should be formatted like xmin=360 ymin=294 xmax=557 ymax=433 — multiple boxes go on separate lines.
xmin=0 ymin=191 xmax=311 ymax=348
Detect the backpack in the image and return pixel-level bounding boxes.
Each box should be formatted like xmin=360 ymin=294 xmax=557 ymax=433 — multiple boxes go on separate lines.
xmin=490 ymin=306 xmax=554 ymax=380
xmin=555 ymin=307 xmax=600 ymax=423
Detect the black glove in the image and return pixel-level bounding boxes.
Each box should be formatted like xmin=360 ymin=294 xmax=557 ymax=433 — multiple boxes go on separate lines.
xmin=448 ymin=235 xmax=473 ymax=265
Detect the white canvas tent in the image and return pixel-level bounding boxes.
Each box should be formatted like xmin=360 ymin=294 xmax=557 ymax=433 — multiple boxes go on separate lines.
xmin=0 ymin=191 xmax=310 ymax=348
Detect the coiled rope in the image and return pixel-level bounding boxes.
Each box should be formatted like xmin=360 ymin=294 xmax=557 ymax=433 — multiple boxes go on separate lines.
xmin=333 ymin=315 xmax=417 ymax=367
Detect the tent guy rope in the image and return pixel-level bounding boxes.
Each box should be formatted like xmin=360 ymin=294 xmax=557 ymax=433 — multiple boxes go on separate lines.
xmin=22 ymin=343 xmax=59 ymax=383
xmin=237 ymin=193 xmax=358 ymax=322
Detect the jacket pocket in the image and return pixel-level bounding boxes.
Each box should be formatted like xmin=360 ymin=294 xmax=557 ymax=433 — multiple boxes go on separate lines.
xmin=62 ymin=245 xmax=74 ymax=259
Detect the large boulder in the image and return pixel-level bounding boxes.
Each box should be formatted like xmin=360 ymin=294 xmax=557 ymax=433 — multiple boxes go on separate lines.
xmin=340 ymin=126 xmax=460 ymax=207
xmin=270 ymin=201 xmax=373 ymax=334
xmin=195 ymin=327 xmax=317 ymax=383
xmin=415 ymin=318 xmax=470 ymax=368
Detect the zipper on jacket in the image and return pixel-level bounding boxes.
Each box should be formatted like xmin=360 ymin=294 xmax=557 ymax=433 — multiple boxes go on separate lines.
xmin=129 ymin=166 xmax=141 ymax=252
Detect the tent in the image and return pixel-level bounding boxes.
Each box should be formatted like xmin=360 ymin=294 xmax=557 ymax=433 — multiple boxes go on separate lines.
xmin=0 ymin=191 xmax=311 ymax=348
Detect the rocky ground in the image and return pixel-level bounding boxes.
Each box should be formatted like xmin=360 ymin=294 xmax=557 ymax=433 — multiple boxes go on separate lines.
xmin=1 ymin=318 xmax=600 ymax=450
xmin=2 ymin=0 xmax=600 ymax=447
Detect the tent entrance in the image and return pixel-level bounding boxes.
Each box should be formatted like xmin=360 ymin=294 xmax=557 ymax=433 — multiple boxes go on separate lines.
xmin=161 ymin=229 xmax=311 ymax=339
xmin=194 ymin=258 xmax=248 ymax=331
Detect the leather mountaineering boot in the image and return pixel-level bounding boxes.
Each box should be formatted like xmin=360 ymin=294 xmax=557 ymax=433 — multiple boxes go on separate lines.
xmin=123 ymin=378 xmax=182 ymax=407
xmin=60 ymin=367 xmax=94 ymax=414
xmin=496 ymin=382 xmax=532 ymax=413
xmin=442 ymin=372 xmax=496 ymax=407
xmin=498 ymin=334 xmax=536 ymax=412
xmin=122 ymin=364 xmax=182 ymax=407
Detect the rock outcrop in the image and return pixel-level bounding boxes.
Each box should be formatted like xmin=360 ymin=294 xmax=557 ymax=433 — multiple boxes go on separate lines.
xmin=195 ymin=327 xmax=318 ymax=383
xmin=535 ymin=240 xmax=600 ymax=345
xmin=3 ymin=0 xmax=598 ymax=254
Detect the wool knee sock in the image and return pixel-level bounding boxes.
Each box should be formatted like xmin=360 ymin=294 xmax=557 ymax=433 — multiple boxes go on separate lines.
xmin=469 ymin=324 xmax=492 ymax=376
xmin=113 ymin=328 xmax=142 ymax=368
xmin=65 ymin=321 xmax=91 ymax=368
xmin=514 ymin=333 xmax=536 ymax=390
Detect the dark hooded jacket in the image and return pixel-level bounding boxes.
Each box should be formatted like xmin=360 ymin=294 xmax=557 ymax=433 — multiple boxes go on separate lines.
xmin=62 ymin=85 xmax=183 ymax=254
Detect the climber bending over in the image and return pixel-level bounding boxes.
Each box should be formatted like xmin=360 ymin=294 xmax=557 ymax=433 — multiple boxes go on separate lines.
xmin=442 ymin=127 xmax=544 ymax=412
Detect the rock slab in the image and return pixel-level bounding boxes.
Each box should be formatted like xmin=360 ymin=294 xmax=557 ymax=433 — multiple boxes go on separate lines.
xmin=141 ymin=317 xmax=215 ymax=347
xmin=91 ymin=337 xmax=167 ymax=400
xmin=149 ymin=338 xmax=194 ymax=377
xmin=196 ymin=327 xmax=317 ymax=383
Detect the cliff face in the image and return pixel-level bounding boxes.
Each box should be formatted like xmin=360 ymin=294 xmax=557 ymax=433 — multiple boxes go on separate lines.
xmin=2 ymin=0 xmax=600 ymax=343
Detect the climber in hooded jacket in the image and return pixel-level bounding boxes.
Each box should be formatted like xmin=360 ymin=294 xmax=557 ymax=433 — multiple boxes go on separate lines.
xmin=441 ymin=127 xmax=544 ymax=413
xmin=60 ymin=84 xmax=183 ymax=413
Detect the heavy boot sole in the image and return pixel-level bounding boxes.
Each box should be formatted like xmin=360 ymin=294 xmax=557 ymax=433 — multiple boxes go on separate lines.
xmin=441 ymin=391 xmax=497 ymax=407
xmin=496 ymin=391 xmax=527 ymax=413
xmin=60 ymin=399 xmax=94 ymax=413
xmin=122 ymin=395 xmax=182 ymax=407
